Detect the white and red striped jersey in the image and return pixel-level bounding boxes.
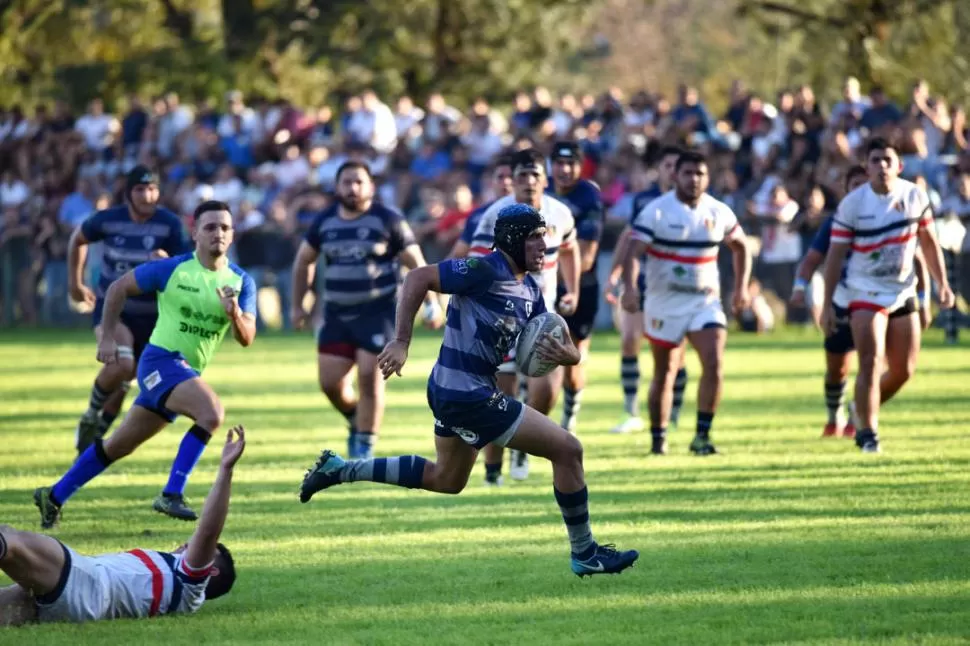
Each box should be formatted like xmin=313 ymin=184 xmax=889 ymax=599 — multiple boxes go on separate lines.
xmin=632 ymin=192 xmax=742 ymax=313
xmin=93 ymin=549 xmax=212 ymax=619
xmin=469 ymin=194 xmax=576 ymax=310
xmin=830 ymin=180 xmax=932 ymax=298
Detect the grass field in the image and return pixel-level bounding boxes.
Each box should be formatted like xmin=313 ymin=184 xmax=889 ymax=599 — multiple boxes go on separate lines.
xmin=1 ymin=327 xmax=969 ymax=645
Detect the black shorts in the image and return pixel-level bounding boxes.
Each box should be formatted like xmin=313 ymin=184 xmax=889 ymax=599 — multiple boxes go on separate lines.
xmin=558 ymin=283 xmax=600 ymax=341
xmin=92 ymin=300 xmax=156 ymax=361
xmin=824 ymin=305 xmax=855 ymax=355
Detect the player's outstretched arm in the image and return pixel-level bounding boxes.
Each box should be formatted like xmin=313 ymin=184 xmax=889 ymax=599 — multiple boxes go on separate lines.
xmin=290 ymin=241 xmax=319 ymax=330
xmin=916 ymin=225 xmax=956 ymax=309
xmin=184 ymin=426 xmax=245 ymax=571
xmin=620 ymin=237 xmax=648 ymax=313
xmin=97 ymin=272 xmax=143 ymax=364
xmin=726 ymin=231 xmax=753 ymax=313
xmin=66 ymin=226 xmax=95 ymax=307
xmin=378 ymin=265 xmax=443 ymax=379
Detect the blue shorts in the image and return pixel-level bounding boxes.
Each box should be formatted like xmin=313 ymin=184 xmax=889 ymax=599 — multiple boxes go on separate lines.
xmin=317 ymin=301 xmax=395 ymax=358
xmin=427 ymin=387 xmax=526 ymax=450
xmin=133 ymin=344 xmax=199 ymax=422
xmin=92 ymin=300 xmax=156 ymax=360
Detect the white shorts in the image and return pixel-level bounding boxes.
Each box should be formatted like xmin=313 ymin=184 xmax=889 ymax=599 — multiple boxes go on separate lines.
xmin=643 ymin=302 xmax=727 ymax=348
xmin=844 ymin=286 xmax=917 ymax=315
xmin=36 ymin=544 xmax=109 ymax=623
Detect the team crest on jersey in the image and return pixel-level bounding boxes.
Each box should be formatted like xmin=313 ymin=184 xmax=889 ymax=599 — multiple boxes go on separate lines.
xmin=894 ymin=200 xmax=905 ymax=212
xmin=455 ymin=259 xmax=469 ymax=275
xmin=372 ymin=334 xmax=385 ymax=347
xmin=545 ymin=225 xmax=557 ymax=238
xmin=357 ymin=227 xmax=369 ymax=240
xmin=652 ymin=318 xmax=664 ymax=330
xmin=325 ymin=230 xmax=338 ymax=240
xmin=525 ymin=301 xmax=533 ymax=316
xmin=673 ymin=266 xmax=687 ymax=277
xmin=142 ymin=236 xmax=156 ymax=249
xmin=703 ymin=215 xmax=716 ymax=231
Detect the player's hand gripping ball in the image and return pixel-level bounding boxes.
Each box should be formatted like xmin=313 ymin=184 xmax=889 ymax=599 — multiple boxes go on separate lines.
xmin=515 ymin=312 xmax=569 ymax=377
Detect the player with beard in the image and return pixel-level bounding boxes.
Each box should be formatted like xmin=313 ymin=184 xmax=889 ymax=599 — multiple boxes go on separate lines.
xmin=68 ymin=166 xmax=188 ymax=456
xmin=35 ymin=201 xmax=257 ymax=526
xmin=291 ymin=162 xmax=440 ymax=460
xmin=547 ymin=141 xmax=605 ymax=433
xmin=621 ymin=152 xmax=751 ymax=455
xmin=821 ymin=138 xmax=954 ymax=453
xmin=605 ymin=146 xmax=690 ymax=435
xmin=469 ymin=148 xmax=578 ymax=483
xmin=299 ymin=204 xmax=639 ymax=578
xmin=448 ymin=155 xmax=515 ymax=259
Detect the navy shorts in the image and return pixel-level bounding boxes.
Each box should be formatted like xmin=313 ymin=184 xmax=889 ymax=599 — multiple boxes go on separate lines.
xmin=133 ymin=345 xmax=199 ymax=422
xmin=824 ymin=305 xmax=855 ymax=355
xmin=93 ymin=300 xmax=156 ymax=360
xmin=637 ymin=273 xmax=647 ymax=309
xmin=428 ymin=387 xmax=526 ymax=450
xmin=317 ymin=301 xmax=395 ymax=358
xmin=559 ymin=283 xmax=600 ymax=341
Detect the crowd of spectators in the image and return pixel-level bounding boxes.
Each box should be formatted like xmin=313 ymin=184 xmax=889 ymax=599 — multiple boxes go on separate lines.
xmin=1 ymin=77 xmax=968 ymax=329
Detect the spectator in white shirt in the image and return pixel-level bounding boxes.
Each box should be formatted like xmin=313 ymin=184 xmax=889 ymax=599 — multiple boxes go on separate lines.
xmin=551 ymin=94 xmax=579 ymax=138
xmin=394 ymin=96 xmax=425 ymax=141
xmin=359 ymin=90 xmax=398 ymax=155
xmin=461 ymin=116 xmax=503 ymax=174
xmin=0 ymin=171 xmax=30 ymax=209
xmin=211 ymin=164 xmax=244 ymax=212
xmin=753 ymin=184 xmax=803 ymax=322
xmin=422 ymin=93 xmax=461 ymax=145
xmin=217 ymin=90 xmax=258 ymax=138
xmin=275 ymin=144 xmax=310 ymax=189
xmin=74 ymin=99 xmax=119 ymax=155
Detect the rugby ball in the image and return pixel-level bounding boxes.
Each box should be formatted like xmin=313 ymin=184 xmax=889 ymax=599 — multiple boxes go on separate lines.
xmin=515 ymin=312 xmax=569 ymax=377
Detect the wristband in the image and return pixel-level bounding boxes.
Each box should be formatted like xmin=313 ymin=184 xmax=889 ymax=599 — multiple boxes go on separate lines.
xmin=793 ymin=277 xmax=809 ymax=292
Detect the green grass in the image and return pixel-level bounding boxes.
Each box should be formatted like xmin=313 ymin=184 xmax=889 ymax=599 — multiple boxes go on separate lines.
xmin=1 ymin=328 xmax=970 ymax=645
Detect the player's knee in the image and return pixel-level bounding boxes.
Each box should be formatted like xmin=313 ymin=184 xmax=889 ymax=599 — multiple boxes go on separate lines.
xmin=888 ymin=358 xmax=916 ymax=384
xmin=557 ymin=433 xmax=583 ymax=465
xmin=196 ymin=401 xmax=225 ymax=432
xmin=357 ymin=364 xmax=379 ymax=392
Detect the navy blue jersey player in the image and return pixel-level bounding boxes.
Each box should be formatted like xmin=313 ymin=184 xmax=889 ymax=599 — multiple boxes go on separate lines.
xmin=547 ymin=141 xmax=604 ymax=432
xmin=448 ymin=155 xmax=515 ymax=259
xmin=299 ymin=204 xmax=639 ymax=577
xmin=67 ymin=166 xmax=188 ymax=455
xmin=291 ymin=162 xmax=440 ymax=460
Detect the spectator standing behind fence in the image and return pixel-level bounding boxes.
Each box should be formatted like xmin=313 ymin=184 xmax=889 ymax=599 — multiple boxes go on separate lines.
xmin=753 ymin=184 xmax=803 ymax=323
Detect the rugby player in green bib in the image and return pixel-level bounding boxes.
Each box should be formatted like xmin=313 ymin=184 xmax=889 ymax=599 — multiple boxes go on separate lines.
xmin=35 ymin=201 xmax=257 ymax=528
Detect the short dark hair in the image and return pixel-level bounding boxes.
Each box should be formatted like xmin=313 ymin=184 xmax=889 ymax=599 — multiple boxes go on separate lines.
xmin=864 ymin=137 xmax=898 ymax=157
xmin=511 ymin=148 xmax=546 ymax=173
xmin=658 ymin=145 xmax=683 ymax=162
xmin=845 ymin=164 xmax=867 ymax=188
xmin=193 ymin=200 xmax=231 ymax=220
xmin=335 ymin=160 xmax=373 ymax=184
xmin=204 ymin=543 xmax=236 ymax=601
xmin=674 ymin=150 xmax=707 ymax=172
xmin=492 ymin=154 xmax=516 ymax=171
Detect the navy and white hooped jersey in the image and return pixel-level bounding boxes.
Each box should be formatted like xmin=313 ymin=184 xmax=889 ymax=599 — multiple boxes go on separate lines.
xmin=469 ymin=194 xmax=576 ymax=310
xmin=458 ymin=200 xmax=495 ymax=246
xmin=80 ymin=205 xmax=187 ymax=317
xmin=428 ymin=252 xmax=545 ymax=402
xmin=547 ymin=179 xmax=604 ymax=286
xmin=305 ymin=203 xmax=417 ymax=310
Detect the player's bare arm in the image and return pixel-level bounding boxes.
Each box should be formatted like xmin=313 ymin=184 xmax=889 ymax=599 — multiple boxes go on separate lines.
xmin=183 ymin=426 xmax=245 ymax=571
xmin=726 ymin=230 xmax=752 ymax=313
xmin=557 ymin=240 xmax=581 ymax=315
xmin=916 ymin=223 xmax=956 ymax=309
xmin=217 ymin=286 xmax=256 ymax=347
xmin=398 ymin=243 xmax=443 ymax=328
xmin=96 ymin=272 xmax=143 ymax=364
xmin=791 ymin=248 xmax=824 ymax=307
xmin=821 ymin=242 xmax=850 ymax=336
xmin=577 ymin=238 xmax=600 ymax=273
xmin=66 ymin=226 xmax=94 ymax=307
xmin=290 ymin=240 xmax=319 ymax=329
xmin=378 ymin=264 xmax=443 ymax=379
xmin=620 ymin=237 xmax=648 ymax=313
